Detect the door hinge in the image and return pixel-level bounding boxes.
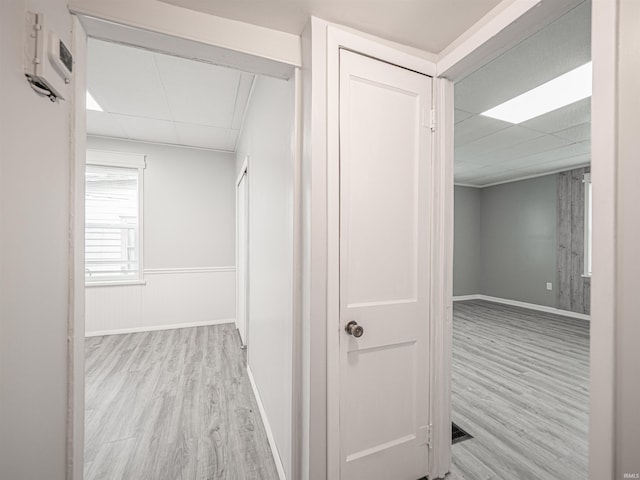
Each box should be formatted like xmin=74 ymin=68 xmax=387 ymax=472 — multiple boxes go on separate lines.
xmin=420 ymin=423 xmax=433 ymax=448
xmin=430 ymin=109 xmax=436 ymax=132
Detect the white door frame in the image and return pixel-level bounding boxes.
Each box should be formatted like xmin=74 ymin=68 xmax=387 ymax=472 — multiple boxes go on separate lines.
xmin=324 ymin=24 xmax=447 ymax=480
xmin=67 ymin=5 xmax=303 ymax=479
xmin=235 ymin=158 xmax=249 ymax=347
xmin=434 ymin=1 xmax=617 ymax=478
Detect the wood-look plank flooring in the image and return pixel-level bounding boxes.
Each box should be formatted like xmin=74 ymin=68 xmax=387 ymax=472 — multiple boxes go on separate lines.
xmin=446 ymin=300 xmax=590 ymax=480
xmin=84 ymin=324 xmax=279 ymax=480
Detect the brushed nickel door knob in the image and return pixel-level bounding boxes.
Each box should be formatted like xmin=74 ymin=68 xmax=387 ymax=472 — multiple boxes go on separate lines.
xmin=345 ymin=321 xmax=364 ymax=338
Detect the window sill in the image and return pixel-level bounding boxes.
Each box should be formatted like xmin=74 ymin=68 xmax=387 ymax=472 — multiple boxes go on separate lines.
xmin=581 ymin=274 xmax=592 ymax=279
xmin=85 ymin=279 xmax=146 ymax=288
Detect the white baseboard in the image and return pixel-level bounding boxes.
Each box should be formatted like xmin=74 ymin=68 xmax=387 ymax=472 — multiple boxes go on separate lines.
xmin=85 ymin=318 xmax=235 ymax=337
xmin=452 ymin=294 xmax=590 ymax=321
xmin=451 ymin=294 xmax=483 ymax=302
xmin=247 ymin=365 xmax=287 ymax=480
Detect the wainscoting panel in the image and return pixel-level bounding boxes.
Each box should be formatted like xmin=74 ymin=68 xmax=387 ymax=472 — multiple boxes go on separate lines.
xmin=86 ymin=267 xmax=236 ymax=335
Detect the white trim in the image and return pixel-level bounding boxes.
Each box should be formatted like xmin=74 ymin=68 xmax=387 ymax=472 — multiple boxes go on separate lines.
xmin=455 ymin=163 xmax=592 ymax=189
xmin=427 ymin=77 xmax=454 ymax=479
xmin=589 ymin=0 xmax=617 ymax=476
xmin=290 ymin=66 xmax=304 ymax=480
xmin=68 ymin=0 xmax=301 ymax=68
xmin=86 ymin=149 xmax=146 ymax=168
xmin=87 ymin=134 xmax=239 ymax=155
xmin=451 ymin=294 xmax=483 ymax=301
xmin=454 ymin=182 xmax=481 ymax=188
xmin=583 ymin=172 xmax=592 ymax=277
xmin=85 ymin=318 xmax=235 ymax=337
xmin=236 ymin=156 xmax=249 ymax=186
xmin=247 ymin=366 xmax=287 ymax=480
xmin=235 ymin=158 xmax=249 ymax=348
xmin=85 ymin=279 xmax=147 ymax=287
xmin=144 ymin=266 xmax=235 ymax=275
xmin=68 ymin=16 xmax=87 ymax=480
xmin=452 ymin=294 xmax=591 ymax=321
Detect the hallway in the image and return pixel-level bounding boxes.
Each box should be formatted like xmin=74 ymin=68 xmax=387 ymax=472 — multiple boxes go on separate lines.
xmin=84 ymin=324 xmax=278 ymax=480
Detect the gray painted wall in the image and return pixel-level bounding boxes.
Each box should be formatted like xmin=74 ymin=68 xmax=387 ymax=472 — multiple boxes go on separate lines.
xmin=480 ymin=175 xmax=557 ymax=307
xmin=453 ymin=186 xmax=482 ymax=296
xmin=454 ymin=171 xmax=593 ymax=312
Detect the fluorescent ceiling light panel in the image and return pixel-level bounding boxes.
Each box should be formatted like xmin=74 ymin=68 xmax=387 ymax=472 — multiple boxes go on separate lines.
xmin=86 ymin=91 xmax=103 ymax=112
xmin=481 ymin=62 xmax=592 ymax=124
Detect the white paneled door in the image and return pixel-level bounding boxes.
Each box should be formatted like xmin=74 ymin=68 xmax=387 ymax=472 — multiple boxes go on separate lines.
xmin=339 ymin=50 xmax=432 ymax=480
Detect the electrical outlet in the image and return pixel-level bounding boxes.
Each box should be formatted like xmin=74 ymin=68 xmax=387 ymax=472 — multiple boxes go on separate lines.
xmin=546 ymin=282 xmax=553 ymax=291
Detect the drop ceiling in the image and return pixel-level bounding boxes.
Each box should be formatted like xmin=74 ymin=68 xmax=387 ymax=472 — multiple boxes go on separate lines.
xmin=454 ymin=1 xmax=591 ymax=187
xmin=87 ymin=38 xmax=254 ymax=151
xmin=159 ymin=0 xmax=503 ymax=54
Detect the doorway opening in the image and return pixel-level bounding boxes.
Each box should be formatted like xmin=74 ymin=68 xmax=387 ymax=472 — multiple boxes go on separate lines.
xmin=80 ymin=28 xmax=297 ymax=479
xmin=450 ymin=1 xmax=591 ymax=478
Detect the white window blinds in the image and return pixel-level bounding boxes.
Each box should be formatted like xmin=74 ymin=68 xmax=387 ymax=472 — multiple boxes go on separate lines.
xmin=85 ymin=151 xmax=145 ymax=284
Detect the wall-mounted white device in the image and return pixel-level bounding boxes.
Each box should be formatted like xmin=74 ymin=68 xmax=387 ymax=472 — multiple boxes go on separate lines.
xmin=24 ymin=12 xmax=73 ymax=101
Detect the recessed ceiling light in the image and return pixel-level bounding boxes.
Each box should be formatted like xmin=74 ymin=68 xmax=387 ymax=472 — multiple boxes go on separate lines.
xmin=481 ymin=61 xmax=592 ymax=124
xmin=86 ymin=91 xmax=103 ymax=112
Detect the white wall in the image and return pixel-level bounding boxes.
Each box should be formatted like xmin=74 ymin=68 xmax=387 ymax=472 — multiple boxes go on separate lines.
xmin=0 ymin=1 xmax=72 ymax=478
xmin=236 ymin=75 xmax=295 ymax=479
xmin=85 ymin=136 xmax=236 ymax=335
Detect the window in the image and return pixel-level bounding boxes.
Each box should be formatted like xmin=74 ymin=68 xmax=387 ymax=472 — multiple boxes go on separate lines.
xmin=584 ymin=172 xmax=592 ymax=277
xmin=85 ymin=150 xmax=145 ymax=285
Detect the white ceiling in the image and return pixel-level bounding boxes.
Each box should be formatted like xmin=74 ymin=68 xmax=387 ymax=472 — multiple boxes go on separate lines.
xmin=87 ymin=38 xmax=255 ymax=151
xmin=454 ymin=1 xmax=591 ymax=187
xmin=159 ymin=0 xmax=503 ymax=54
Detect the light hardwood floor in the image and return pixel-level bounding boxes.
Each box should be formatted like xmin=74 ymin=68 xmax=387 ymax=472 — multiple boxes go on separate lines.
xmin=447 ymin=300 xmax=590 ymax=480
xmin=84 ymin=324 xmax=279 ymax=480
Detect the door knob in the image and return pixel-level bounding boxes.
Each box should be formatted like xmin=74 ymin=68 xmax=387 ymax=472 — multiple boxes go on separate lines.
xmin=345 ymin=321 xmax=364 ymax=338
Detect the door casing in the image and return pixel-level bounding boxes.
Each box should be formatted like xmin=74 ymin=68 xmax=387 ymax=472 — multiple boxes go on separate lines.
xmin=236 ymin=158 xmax=249 ymax=346
xmin=68 ymin=7 xmax=303 ymax=479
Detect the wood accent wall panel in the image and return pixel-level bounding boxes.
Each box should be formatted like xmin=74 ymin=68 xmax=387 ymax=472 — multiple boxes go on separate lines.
xmin=557 ymin=167 xmax=591 ymax=314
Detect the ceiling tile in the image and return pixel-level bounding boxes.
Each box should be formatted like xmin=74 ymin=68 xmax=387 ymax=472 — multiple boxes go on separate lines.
xmin=470 ymin=134 xmax=572 ymax=166
xmin=454 ymin=115 xmax=511 ymax=147
xmin=490 ymin=142 xmax=590 ymax=171
xmin=87 ymin=111 xmax=128 ymax=138
xmin=455 ymin=126 xmax=542 ymax=163
xmin=454 ymin=109 xmax=473 ymax=124
xmin=552 ymin=121 xmax=591 ymax=143
xmin=154 ymin=53 xmax=241 ymax=128
xmin=113 ymin=115 xmax=178 ymax=145
xmin=174 ymin=122 xmax=230 ymax=150
xmin=231 ymin=73 xmax=255 ymax=130
xmin=455 ymin=1 xmax=591 ymax=114
xmin=453 ymin=3 xmax=591 ymax=186
xmin=520 ymin=97 xmax=591 ymax=133
xmin=88 ymin=39 xmax=172 ymax=121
